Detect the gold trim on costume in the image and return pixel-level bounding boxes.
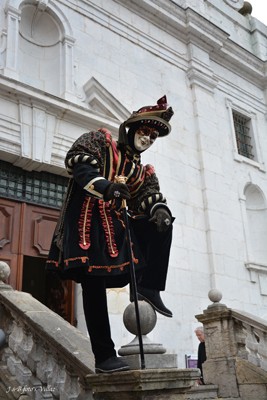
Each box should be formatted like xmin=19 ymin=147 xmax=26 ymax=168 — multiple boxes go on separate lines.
xmin=84 ymin=177 xmax=106 ymax=198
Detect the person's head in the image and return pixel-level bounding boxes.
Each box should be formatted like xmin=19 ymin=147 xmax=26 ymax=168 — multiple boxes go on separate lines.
xmin=118 ymin=95 xmax=174 ymax=153
xmin=127 ymin=123 xmax=159 ymax=152
xmin=195 ymin=326 xmax=205 ymax=342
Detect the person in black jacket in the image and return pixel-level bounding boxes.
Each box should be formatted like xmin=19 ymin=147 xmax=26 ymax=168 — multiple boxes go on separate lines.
xmin=195 ymin=326 xmax=207 ymax=384
xmin=46 ymin=96 xmax=174 ymax=373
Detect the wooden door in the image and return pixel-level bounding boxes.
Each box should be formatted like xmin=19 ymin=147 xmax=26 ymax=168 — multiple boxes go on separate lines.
xmin=0 ymin=198 xmax=74 ymax=324
xmin=0 ymin=198 xmax=21 ymax=289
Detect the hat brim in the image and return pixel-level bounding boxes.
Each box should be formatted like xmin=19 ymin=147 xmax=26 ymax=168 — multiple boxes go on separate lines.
xmin=125 ymin=115 xmax=171 ymax=137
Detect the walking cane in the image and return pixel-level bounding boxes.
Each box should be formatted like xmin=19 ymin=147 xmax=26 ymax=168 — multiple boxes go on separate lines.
xmin=115 ymin=175 xmax=146 ymax=370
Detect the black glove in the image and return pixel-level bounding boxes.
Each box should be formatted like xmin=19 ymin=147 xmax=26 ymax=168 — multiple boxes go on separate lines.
xmin=104 ymin=183 xmax=131 ymax=201
xmin=149 ymin=208 xmax=172 ymax=232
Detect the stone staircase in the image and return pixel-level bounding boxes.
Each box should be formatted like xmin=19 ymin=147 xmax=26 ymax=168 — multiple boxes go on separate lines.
xmin=0 ymin=362 xmax=24 ymax=399
xmin=0 ymin=279 xmax=199 ymax=400
xmin=0 ymin=260 xmax=267 ymax=399
xmin=186 ymin=384 xmax=219 ymax=400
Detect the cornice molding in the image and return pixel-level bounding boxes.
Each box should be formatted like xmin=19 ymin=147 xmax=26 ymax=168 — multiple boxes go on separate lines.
xmin=223 ymin=0 xmax=244 ymax=10
xmin=0 ymin=76 xmax=126 ymax=173
xmin=212 ymin=41 xmax=267 ymax=87
xmin=187 ymin=67 xmax=219 ymax=93
xmin=184 ymin=7 xmax=229 ymax=51
xmin=0 ymin=76 xmax=124 ymax=129
xmin=98 ymin=0 xmax=266 ymax=87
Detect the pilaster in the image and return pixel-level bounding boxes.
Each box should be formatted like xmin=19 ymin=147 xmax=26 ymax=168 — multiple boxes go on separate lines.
xmin=3 ymin=5 xmax=20 ymax=80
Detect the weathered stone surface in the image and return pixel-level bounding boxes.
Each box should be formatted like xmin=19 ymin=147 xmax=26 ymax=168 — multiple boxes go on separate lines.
xmin=85 ymin=368 xmax=199 ymax=400
xmin=122 ymin=353 xmax=177 ymax=369
xmin=203 ymin=358 xmax=239 ymax=398
xmin=0 ymin=290 xmax=95 ymax=374
xmin=0 ymin=262 xmax=10 ymax=283
xmin=0 ymin=283 xmax=12 ymax=292
xmin=239 ymin=384 xmax=267 ymax=400
xmin=119 ymin=334 xmax=166 ymax=355
xmin=123 ymin=302 xmax=157 ymax=336
xmin=0 ymin=288 xmax=96 ymax=399
xmin=197 ymin=298 xmax=267 ymax=400
xmin=185 ymin=384 xmax=219 ymax=400
xmin=236 ymin=358 xmax=267 ymax=384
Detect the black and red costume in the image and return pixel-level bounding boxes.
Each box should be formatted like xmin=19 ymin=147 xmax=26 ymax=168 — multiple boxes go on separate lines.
xmin=46 ymin=96 xmax=174 ymax=372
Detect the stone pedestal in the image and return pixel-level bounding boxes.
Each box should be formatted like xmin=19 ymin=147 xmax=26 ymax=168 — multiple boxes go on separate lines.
xmin=119 ymin=301 xmax=177 ymax=369
xmin=119 ymin=334 xmax=166 ymax=355
xmin=84 ymin=368 xmax=200 ymax=400
xmin=122 ymin=353 xmax=177 ymax=370
xmin=196 ymin=290 xmax=240 ymax=397
xmin=195 ymin=289 xmax=267 ymax=399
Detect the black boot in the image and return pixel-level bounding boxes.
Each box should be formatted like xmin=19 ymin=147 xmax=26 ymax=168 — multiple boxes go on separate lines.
xmin=133 ymin=286 xmax=173 ymax=318
xmin=95 ymin=356 xmax=130 ymax=373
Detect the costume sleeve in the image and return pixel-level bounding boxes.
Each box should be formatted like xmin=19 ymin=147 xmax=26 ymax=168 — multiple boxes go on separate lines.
xmin=129 ymin=164 xmax=172 ymax=217
xmin=65 ymin=131 xmax=107 ymax=174
xmin=72 ymin=163 xmax=110 ymax=199
xmin=64 ymin=131 xmax=111 ymax=199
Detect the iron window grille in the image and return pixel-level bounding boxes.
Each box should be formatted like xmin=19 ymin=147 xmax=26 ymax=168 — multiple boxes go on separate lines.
xmin=0 ymin=160 xmax=68 ymax=209
xmin=233 ymin=111 xmax=254 ymax=160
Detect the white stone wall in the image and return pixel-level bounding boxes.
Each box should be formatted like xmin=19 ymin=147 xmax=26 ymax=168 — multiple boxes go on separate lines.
xmin=0 ymin=0 xmax=267 ymax=367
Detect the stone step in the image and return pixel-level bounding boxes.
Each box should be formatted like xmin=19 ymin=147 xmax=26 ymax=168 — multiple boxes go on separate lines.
xmin=0 ymin=363 xmax=21 ymax=399
xmin=185 ymin=384 xmax=219 ymax=400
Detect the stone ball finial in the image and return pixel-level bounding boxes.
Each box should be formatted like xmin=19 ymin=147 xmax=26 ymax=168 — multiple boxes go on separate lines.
xmin=123 ymin=301 xmax=157 ymax=335
xmin=208 ymin=288 xmax=222 ymax=303
xmin=0 ymin=261 xmax=10 ymax=283
xmin=239 ymin=1 xmax=253 ymax=15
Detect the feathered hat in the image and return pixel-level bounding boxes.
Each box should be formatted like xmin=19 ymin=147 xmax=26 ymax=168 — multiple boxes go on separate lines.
xmin=118 ymin=95 xmax=174 ymax=145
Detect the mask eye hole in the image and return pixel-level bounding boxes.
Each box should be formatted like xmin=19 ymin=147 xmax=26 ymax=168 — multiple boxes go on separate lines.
xmin=137 ymin=127 xmax=159 ymax=141
xmin=150 ymin=131 xmax=159 ymax=140
xmin=138 ymin=127 xmax=151 ymax=136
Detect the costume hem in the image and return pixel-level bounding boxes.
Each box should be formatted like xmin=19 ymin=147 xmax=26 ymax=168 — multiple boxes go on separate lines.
xmin=46 ymin=256 xmax=139 ymax=273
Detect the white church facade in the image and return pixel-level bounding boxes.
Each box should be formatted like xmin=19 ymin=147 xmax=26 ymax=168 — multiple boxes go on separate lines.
xmin=0 ymin=0 xmax=267 ymax=366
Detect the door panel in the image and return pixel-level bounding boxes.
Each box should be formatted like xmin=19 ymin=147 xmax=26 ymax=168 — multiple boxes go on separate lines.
xmin=0 ymin=198 xmax=74 ymax=324
xmin=0 ymin=199 xmax=21 ymax=287
xmin=0 ymin=200 xmax=21 ymax=253
xmin=22 ymin=204 xmax=59 ymax=257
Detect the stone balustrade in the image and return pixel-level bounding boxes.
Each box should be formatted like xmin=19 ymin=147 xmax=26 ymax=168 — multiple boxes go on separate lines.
xmin=3 ymin=258 xmax=267 ymax=400
xmin=0 ymin=288 xmax=96 ymax=399
xmin=0 ymin=262 xmax=95 ymax=400
xmin=196 ymin=289 xmax=267 ymax=400
xmin=0 ymin=261 xmax=199 ymax=400
xmin=231 ymin=309 xmax=267 ymax=371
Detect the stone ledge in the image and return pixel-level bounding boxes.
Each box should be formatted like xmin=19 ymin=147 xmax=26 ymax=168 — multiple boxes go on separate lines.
xmin=185 ymin=384 xmax=219 ymax=399
xmin=122 ymin=353 xmax=177 ymax=370
xmin=84 ymin=368 xmax=199 ymax=400
xmin=0 ymin=289 xmax=95 ymax=376
xmin=0 ymin=283 xmax=13 ymax=292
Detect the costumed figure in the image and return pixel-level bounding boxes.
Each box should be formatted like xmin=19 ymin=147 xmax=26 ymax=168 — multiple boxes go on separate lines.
xmin=46 ymin=95 xmax=174 ymax=373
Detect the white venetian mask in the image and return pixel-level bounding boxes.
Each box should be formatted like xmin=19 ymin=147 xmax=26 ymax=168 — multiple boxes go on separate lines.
xmin=133 ymin=126 xmax=159 ymax=152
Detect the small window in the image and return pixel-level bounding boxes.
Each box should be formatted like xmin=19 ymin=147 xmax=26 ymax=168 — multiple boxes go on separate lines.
xmin=233 ymin=111 xmax=254 ymax=160
xmin=0 ymin=160 xmax=68 ymax=209
xmin=226 ymin=98 xmax=264 ymax=171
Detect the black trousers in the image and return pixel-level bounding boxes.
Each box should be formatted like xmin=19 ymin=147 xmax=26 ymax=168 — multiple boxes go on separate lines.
xmin=81 ymin=219 xmax=173 ymax=363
